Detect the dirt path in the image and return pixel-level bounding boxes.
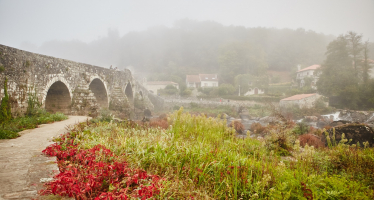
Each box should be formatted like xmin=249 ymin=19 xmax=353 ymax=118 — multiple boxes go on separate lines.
xmin=0 ymin=116 xmax=90 ymax=200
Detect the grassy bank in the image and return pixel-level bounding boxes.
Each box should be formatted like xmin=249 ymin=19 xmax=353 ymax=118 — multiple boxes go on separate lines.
xmin=41 ymin=108 xmax=374 ymax=199
xmin=0 ymin=109 xmax=68 ymax=139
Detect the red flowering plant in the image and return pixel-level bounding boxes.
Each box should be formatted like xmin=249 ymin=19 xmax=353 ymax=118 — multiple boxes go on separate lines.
xmin=40 ymin=131 xmax=163 ymax=199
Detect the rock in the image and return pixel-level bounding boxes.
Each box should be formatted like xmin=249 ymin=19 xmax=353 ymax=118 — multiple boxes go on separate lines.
xmin=304 ymin=116 xmax=318 ymax=122
xmin=322 ymin=123 xmax=374 ymax=147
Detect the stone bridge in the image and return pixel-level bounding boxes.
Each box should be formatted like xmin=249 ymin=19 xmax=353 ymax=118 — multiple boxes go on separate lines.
xmin=0 ymin=44 xmax=162 ymax=117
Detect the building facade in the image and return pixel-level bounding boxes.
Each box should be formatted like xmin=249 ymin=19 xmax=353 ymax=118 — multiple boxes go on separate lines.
xmin=280 ymin=93 xmax=327 ymax=108
xmin=296 ymin=65 xmax=321 ymax=89
xmin=186 ymin=74 xmax=218 ymax=88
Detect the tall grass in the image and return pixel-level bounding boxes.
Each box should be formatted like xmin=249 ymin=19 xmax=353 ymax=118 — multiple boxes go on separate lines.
xmin=59 ymin=107 xmax=374 ymax=199
xmin=0 ymin=109 xmax=67 ymax=139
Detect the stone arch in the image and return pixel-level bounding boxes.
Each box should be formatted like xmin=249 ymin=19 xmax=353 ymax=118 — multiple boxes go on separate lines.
xmin=44 ymin=81 xmax=72 ymax=114
xmin=125 ymin=82 xmax=133 ymax=103
xmin=42 ymin=76 xmax=72 ymax=105
xmin=89 ymin=77 xmax=109 ymax=108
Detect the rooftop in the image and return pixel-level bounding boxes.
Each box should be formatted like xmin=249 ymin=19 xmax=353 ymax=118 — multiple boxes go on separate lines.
xmin=281 ymin=93 xmax=317 ymax=101
xmin=297 ymin=65 xmax=321 ymax=72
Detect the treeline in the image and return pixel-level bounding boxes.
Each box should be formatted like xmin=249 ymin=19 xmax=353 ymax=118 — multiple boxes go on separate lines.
xmin=317 ymin=32 xmax=374 ymax=109
xmin=26 ymin=19 xmax=340 ymax=84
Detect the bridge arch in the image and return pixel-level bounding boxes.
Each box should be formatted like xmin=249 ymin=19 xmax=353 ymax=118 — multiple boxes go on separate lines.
xmin=125 ymin=82 xmax=133 ymax=103
xmin=42 ymin=77 xmax=72 ymax=114
xmin=89 ymin=77 xmax=109 ymax=108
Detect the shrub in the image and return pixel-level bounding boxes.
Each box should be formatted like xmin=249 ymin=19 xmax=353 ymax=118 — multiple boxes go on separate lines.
xmin=0 ymin=77 xmax=11 ymax=123
xmin=230 ymin=120 xmax=244 ymax=133
xmin=298 ymin=134 xmax=325 ymax=148
xmin=265 ymin=129 xmax=296 ymax=156
xmin=250 ymin=122 xmax=267 ymax=134
xmin=149 ymin=118 xmax=169 ymax=129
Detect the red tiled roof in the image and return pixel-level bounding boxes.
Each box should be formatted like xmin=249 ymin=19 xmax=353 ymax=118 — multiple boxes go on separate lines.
xmin=146 ymin=81 xmax=178 ymax=85
xmin=297 ymin=65 xmax=321 ymax=72
xmin=199 ymin=74 xmax=218 ymax=81
xmin=281 ymin=93 xmax=317 ymax=101
xmin=186 ymin=75 xmax=201 ymax=83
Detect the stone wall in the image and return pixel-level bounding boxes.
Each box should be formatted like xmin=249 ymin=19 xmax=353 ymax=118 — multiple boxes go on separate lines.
xmin=0 ymin=44 xmax=153 ymax=116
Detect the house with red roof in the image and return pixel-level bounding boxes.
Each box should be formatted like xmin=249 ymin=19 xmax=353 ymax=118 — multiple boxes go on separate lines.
xmin=186 ymin=74 xmax=218 ymax=88
xmin=279 ymin=93 xmax=327 ymax=108
xmin=296 ymin=65 xmax=321 ymax=89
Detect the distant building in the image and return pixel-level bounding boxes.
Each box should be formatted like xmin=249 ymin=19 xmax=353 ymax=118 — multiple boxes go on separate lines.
xmin=296 ymin=65 xmax=321 ymax=89
xmin=244 ymin=87 xmax=265 ymax=96
xmin=186 ymin=74 xmax=218 ymax=88
xmin=146 ymin=81 xmax=179 ymax=94
xmin=280 ymin=93 xmax=327 ymax=108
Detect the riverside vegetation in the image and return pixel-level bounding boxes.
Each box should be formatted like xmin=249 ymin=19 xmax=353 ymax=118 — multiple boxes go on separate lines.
xmin=40 ymin=107 xmax=374 ymax=199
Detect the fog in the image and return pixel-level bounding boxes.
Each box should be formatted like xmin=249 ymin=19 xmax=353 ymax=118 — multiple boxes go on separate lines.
xmin=0 ymin=0 xmax=373 ymax=71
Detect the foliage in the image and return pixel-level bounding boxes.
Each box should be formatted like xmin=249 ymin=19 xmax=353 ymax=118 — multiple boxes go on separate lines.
xmin=218 ymin=83 xmax=235 ymax=96
xmin=26 ymin=89 xmax=42 ymax=117
xmin=317 ymin=32 xmax=373 ymax=109
xmin=229 ymin=120 xmax=244 ymax=134
xmin=234 ymin=74 xmax=269 ymax=96
xmin=180 ymin=88 xmax=192 ymax=96
xmin=158 ymin=84 xmax=179 ymax=96
xmin=298 ymin=134 xmax=324 ymax=149
xmin=250 ymin=122 xmax=267 ymax=134
xmin=40 ymin=128 xmax=162 ymax=199
xmin=222 ymin=95 xmax=280 ymax=102
xmin=39 ymin=108 xmax=374 ymax=199
xmin=0 ymin=109 xmax=67 ymax=139
xmin=0 ymin=77 xmax=12 ymax=123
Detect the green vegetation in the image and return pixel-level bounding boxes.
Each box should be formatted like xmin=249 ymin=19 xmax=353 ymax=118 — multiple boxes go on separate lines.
xmin=183 ymin=102 xmax=238 ymax=117
xmin=317 ymin=32 xmax=374 ymax=109
xmin=49 ymin=108 xmax=374 ymax=199
xmin=0 ymin=109 xmax=67 ymax=139
xmin=0 ymin=78 xmax=12 ymax=123
xmin=0 ymin=81 xmax=68 ymax=139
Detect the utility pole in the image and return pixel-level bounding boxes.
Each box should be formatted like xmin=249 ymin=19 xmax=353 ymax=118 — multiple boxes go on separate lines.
xmin=238 ymin=85 xmax=240 ymax=96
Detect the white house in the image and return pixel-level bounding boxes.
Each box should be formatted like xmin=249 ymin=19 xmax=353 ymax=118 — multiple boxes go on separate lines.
xmin=186 ymin=74 xmax=218 ymax=88
xmin=244 ymin=87 xmax=265 ymax=96
xmin=146 ymin=81 xmax=179 ymax=94
xmin=296 ymin=65 xmax=321 ymax=89
xmin=279 ymin=93 xmax=326 ymax=109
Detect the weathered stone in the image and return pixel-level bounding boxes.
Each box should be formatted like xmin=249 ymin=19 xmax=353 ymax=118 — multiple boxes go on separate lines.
xmin=0 ymin=44 xmax=162 ymax=116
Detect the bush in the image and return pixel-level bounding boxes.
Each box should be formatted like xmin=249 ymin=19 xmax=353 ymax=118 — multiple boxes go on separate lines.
xmin=230 ymin=120 xmax=244 ymax=134
xmin=250 ymin=122 xmax=267 ymax=134
xmin=298 ymin=134 xmax=325 ymax=148
xmin=218 ymin=83 xmax=235 ymax=96
xmin=0 ymin=77 xmax=11 ymax=123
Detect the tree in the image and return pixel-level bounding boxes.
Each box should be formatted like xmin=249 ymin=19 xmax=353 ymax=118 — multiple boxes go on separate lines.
xmin=345 ymin=32 xmax=363 ymax=78
xmin=317 ymin=35 xmax=360 ymax=108
xmin=361 ymin=41 xmax=373 ymax=85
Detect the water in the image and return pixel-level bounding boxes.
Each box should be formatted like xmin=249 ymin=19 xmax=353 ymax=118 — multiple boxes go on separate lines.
xmin=321 ymin=111 xmax=341 ymax=121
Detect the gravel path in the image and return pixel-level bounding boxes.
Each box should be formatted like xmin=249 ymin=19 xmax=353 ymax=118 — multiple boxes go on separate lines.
xmin=0 ymin=116 xmax=90 ymax=200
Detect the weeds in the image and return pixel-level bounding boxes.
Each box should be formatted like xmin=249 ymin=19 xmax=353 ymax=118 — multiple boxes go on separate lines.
xmin=39 ymin=107 xmax=374 ymax=199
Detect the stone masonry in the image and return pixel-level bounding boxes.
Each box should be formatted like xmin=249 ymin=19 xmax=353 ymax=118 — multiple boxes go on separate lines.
xmin=0 ymin=44 xmax=158 ymax=116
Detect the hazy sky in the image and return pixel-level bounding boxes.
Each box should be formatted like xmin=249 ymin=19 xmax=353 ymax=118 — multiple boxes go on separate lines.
xmin=1 ymin=0 xmax=373 ymax=48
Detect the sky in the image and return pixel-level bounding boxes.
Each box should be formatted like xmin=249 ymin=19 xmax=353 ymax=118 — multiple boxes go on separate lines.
xmin=0 ymin=0 xmax=373 ymax=49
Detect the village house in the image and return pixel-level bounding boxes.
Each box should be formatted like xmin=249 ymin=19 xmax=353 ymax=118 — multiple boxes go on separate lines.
xmin=279 ymin=93 xmax=327 ymax=109
xmin=146 ymin=81 xmax=179 ymax=94
xmin=186 ymin=74 xmax=218 ymax=88
xmin=296 ymin=65 xmax=321 ymax=89
xmin=244 ymin=87 xmax=265 ymax=96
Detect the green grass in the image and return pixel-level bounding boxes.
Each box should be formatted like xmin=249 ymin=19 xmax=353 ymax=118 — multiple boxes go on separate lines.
xmin=0 ymin=109 xmax=68 ymax=139
xmin=58 ymin=108 xmax=374 ymax=199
